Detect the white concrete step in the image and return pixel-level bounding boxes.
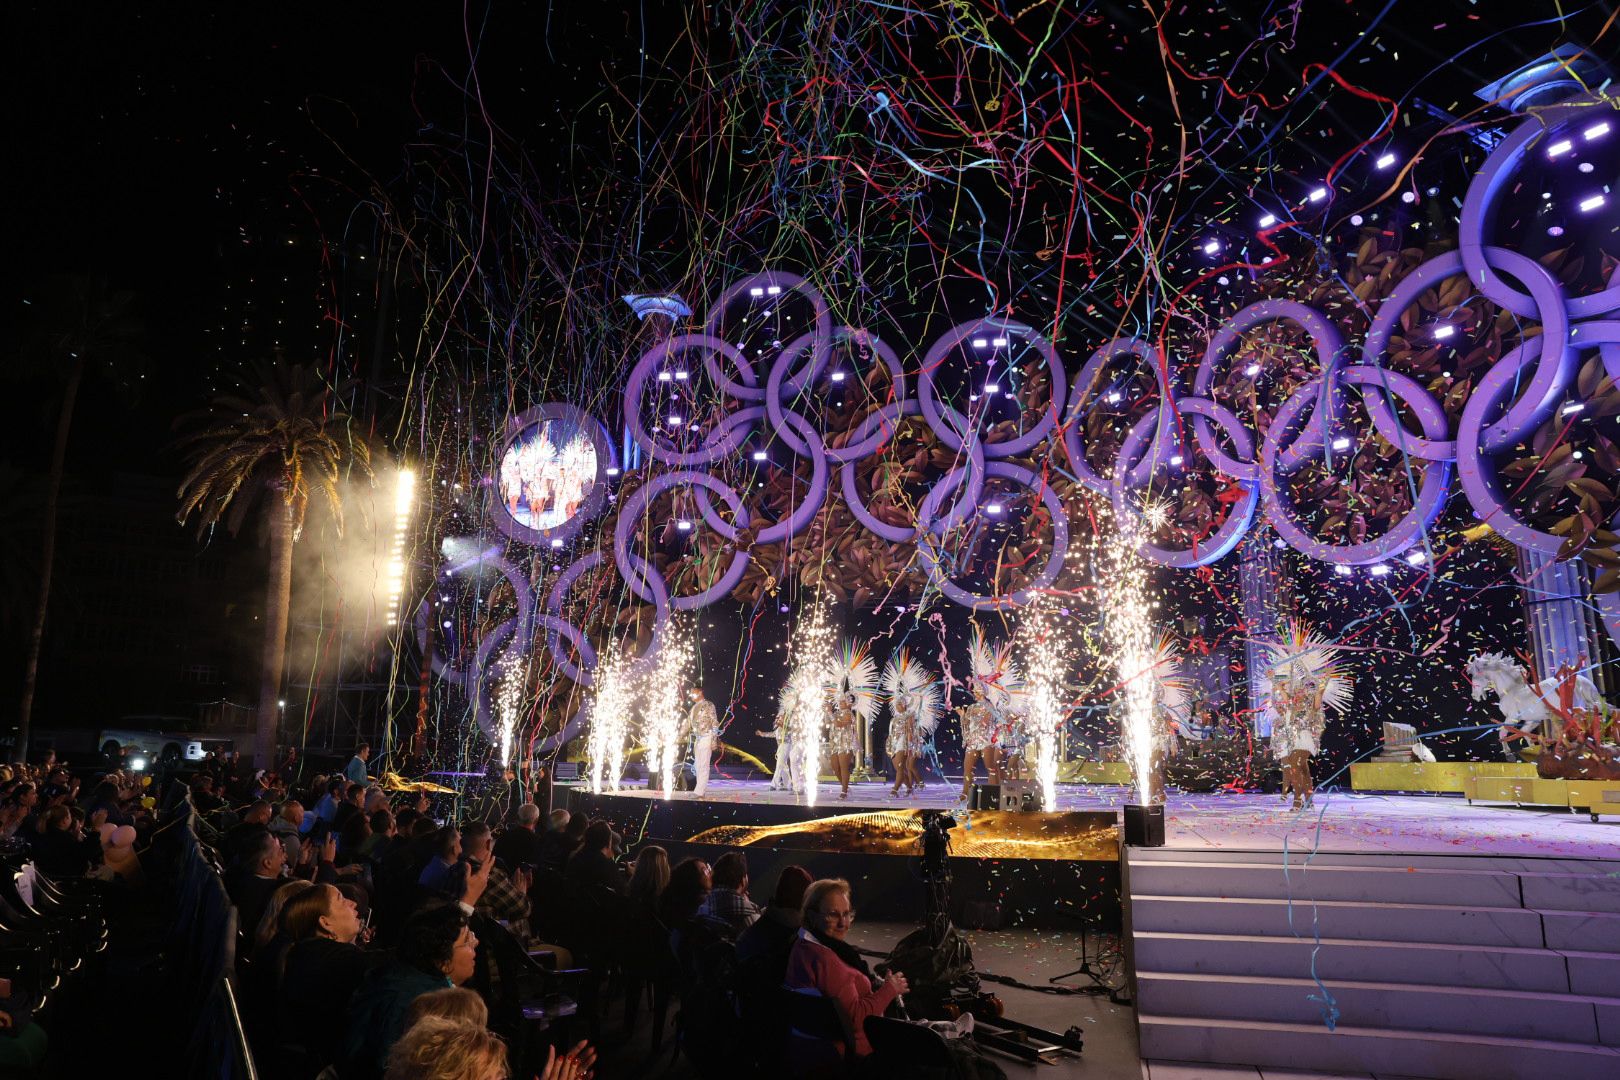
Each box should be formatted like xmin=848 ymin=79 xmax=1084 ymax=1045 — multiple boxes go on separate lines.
xmin=1137 ymin=970 xmax=1616 ymax=1045
xmin=1131 ymin=894 xmax=1544 ymax=947
xmin=1128 ymin=859 xmax=1524 ymax=908
xmin=1137 ymin=1013 xmax=1620 ymax=1080
xmin=1133 ymin=931 xmax=1571 ymax=993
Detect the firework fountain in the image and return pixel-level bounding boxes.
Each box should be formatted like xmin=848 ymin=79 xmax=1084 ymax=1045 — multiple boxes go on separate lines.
xmin=1018 ymin=599 xmax=1068 ymax=813
xmin=585 ymin=647 xmax=639 ymax=794
xmin=1097 ymin=504 xmax=1165 ymax=806
xmin=642 ymin=622 xmax=693 ymax=799
xmin=493 ymin=657 xmax=525 ymax=768
xmin=787 ymin=601 xmax=836 ymax=806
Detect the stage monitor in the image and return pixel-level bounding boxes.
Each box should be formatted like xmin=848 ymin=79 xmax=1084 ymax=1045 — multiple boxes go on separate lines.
xmin=492 ymin=404 xmax=614 ymax=546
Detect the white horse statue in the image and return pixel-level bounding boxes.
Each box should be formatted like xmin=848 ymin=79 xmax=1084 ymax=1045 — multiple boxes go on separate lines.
xmin=1466 ymin=651 xmax=1603 ymax=758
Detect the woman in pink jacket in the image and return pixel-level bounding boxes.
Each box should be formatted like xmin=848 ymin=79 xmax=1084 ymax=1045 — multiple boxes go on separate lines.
xmin=783 ymin=878 xmax=910 ymax=1059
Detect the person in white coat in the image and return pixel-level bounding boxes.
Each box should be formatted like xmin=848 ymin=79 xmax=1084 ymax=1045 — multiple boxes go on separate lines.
xmin=686 ymin=685 xmax=719 ymax=796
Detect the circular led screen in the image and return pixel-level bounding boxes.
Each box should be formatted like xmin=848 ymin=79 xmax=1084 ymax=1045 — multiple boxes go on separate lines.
xmin=493 ymin=404 xmax=614 ymax=546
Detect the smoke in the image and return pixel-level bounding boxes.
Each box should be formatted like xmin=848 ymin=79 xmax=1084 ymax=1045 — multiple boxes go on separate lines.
xmin=283 ymin=461 xmax=418 ymax=707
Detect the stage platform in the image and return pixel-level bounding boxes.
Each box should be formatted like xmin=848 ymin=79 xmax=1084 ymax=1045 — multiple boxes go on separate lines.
xmin=563 ymin=776 xmax=1620 ymax=861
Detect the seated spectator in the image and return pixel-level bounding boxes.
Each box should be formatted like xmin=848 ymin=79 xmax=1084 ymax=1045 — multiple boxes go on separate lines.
xmin=84 ymin=780 xmax=131 ymax=828
xmin=360 ymin=809 xmax=396 ymax=863
xmin=314 ymin=778 xmax=345 ymax=824
xmin=784 ymin=878 xmax=908 ymax=1060
xmin=340 ymin=811 xmax=373 ymax=866
xmin=419 ymin=826 xmax=462 ymax=896
xmin=736 ymin=864 xmax=812 ymax=976
xmin=382 ymin=1017 xmax=506 ymax=1080
xmin=492 ymin=802 xmax=543 ymax=868
xmin=658 ymin=856 xmax=711 ymax=928
xmin=223 ymin=800 xmax=275 ymax=864
xmin=543 ymin=811 xmax=585 ymax=872
xmin=192 ymin=775 xmax=226 ymax=813
xmin=280 ymin=883 xmax=378 ymax=1069
xmin=697 ymin=851 xmax=761 ymax=936
xmin=344 ymin=903 xmax=480 ymax=1079
xmin=29 ymin=805 xmax=100 ymax=878
xmin=564 ymin=820 xmax=624 ymax=894
xmin=270 ymin=799 xmax=307 ymax=861
xmin=225 ymin=830 xmax=289 ymax=950
xmin=334 ymin=782 xmax=367 ymax=831
xmin=627 ymin=844 xmax=670 ymax=914
xmin=254 ymin=878 xmax=315 ymax=958
xmin=405 ymin=986 xmax=488 ymax=1028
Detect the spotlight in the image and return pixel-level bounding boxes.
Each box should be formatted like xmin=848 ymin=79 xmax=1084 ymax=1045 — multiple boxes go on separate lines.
xmin=766 ymin=285 xmax=782 ymax=295
xmin=1375 ymin=152 xmax=1397 ymax=169
xmin=749 ymin=287 xmax=765 ymax=297
xmin=1433 ymin=324 xmax=1456 ymax=340
xmin=991 ymin=337 xmax=1009 ymax=347
xmin=751 ymin=450 xmax=768 ymax=461
xmin=130 ymin=757 xmax=148 ymax=772
xmin=657 ymin=371 xmax=673 ymax=382
xmin=972 ymin=338 xmax=990 ymax=348
xmin=1334 ymin=564 xmax=1353 ymax=576
xmin=1331 ymin=436 xmax=1352 ymax=451
xmin=1548 ymin=226 xmax=1566 ymax=237
xmin=676 ymin=519 xmax=692 ymax=532
xmin=1370 ymin=564 xmax=1391 ymax=576
xmin=1169 ymin=454 xmax=1185 ymax=466
xmin=1561 ymin=402 xmax=1586 ymax=416
xmin=830 ymin=371 xmax=846 ymax=382
xmin=668 ymin=414 xmax=683 ymax=425
xmin=1258 ymin=213 xmax=1277 ymax=228
xmin=1203 ymin=239 xmax=1222 ymax=254
xmin=1106 ymin=391 xmax=1123 ymax=404
xmin=1273 ymin=537 xmax=1287 ymax=549
xmin=1547 ymin=139 xmax=1574 ymax=158
xmin=442 ymin=620 xmax=453 ymax=628
xmin=550 ymin=538 xmax=564 ymax=549
xmin=1406 ymin=550 xmax=1427 ymax=565
xmin=1244 ymin=364 xmax=1262 ymax=376
xmin=1308 ymin=187 xmax=1328 ymax=202
xmin=1401 ymin=191 xmax=1417 ymax=204
xmin=985 ymin=382 xmax=1000 ymax=393
xmin=1585 ymin=121 xmax=1611 ymax=141
xmin=1578 ymin=194 xmax=1606 ymax=213
xmin=1350 ymin=214 xmax=1364 ymax=226
xmin=987 ymin=504 xmax=1004 ymax=515
xmin=674 ymin=370 xmax=689 ymax=381
xmin=606 ymin=467 xmax=621 ymax=476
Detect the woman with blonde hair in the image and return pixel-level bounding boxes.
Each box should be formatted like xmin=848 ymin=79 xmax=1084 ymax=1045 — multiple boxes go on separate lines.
xmin=785 ymin=878 xmax=908 ymax=1059
xmin=384 ymin=1016 xmax=595 ymax=1080
xmin=404 ymin=987 xmax=488 ymax=1029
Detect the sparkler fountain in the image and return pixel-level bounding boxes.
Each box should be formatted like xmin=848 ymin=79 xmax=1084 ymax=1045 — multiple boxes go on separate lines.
xmin=1098 ymin=502 xmax=1168 ymax=844
xmin=585 ymin=646 xmax=639 ymax=794
xmin=786 ymin=601 xmax=836 ymax=806
xmin=642 ymin=622 xmax=693 ymax=799
xmin=1018 ymin=600 xmax=1068 ymax=813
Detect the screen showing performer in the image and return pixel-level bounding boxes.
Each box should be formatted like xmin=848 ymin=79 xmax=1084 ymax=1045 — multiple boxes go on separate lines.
xmin=498 ymin=418 xmax=598 ymax=532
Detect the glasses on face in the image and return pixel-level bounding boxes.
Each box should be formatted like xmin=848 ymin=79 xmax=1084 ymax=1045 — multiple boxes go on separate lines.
xmin=820 ymin=908 xmax=856 ymax=925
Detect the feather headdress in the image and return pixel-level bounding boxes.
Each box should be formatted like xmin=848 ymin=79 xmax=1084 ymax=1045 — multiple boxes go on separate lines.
xmin=880 ymin=649 xmax=945 ymax=735
xmin=1264 ymin=619 xmax=1354 ymax=715
xmin=826 ymin=638 xmax=881 ymax=725
xmin=967 ymin=625 xmax=1023 ymax=707
xmin=1147 ymin=633 xmax=1192 ymax=723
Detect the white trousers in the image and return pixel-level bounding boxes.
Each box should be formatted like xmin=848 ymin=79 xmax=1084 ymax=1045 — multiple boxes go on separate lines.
xmin=693 ymin=734 xmax=714 ymax=795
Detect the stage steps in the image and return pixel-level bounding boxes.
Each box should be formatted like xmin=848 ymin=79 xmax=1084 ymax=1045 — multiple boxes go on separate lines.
xmin=1126 ymin=847 xmax=1620 ymax=1080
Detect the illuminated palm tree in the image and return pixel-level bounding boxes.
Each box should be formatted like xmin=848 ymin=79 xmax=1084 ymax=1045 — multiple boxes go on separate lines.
xmin=176 ymin=362 xmax=372 ymax=767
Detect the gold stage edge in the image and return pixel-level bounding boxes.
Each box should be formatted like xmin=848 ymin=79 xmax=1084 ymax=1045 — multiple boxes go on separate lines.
xmin=1350 ymin=761 xmax=1620 ymax=819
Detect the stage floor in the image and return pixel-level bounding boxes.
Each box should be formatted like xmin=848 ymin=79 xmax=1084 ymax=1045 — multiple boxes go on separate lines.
xmin=579 ymin=777 xmax=1620 ymax=861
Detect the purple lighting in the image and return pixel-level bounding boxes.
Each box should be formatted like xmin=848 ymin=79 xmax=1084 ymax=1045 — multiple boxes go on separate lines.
xmin=1578 ymin=193 xmax=1606 ymax=212
xmin=1203 ymin=239 xmax=1221 ymax=254
xmin=1375 ymin=152 xmax=1397 ymax=169
xmin=1547 ymin=139 xmax=1574 ymax=158
xmin=1585 ymin=121 xmax=1611 ymax=141
xmin=1433 ymin=324 xmax=1456 ymax=340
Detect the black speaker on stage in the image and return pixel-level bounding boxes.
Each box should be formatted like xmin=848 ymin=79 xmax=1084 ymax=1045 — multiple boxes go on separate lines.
xmin=970 ymin=783 xmax=1000 ymax=810
xmin=1123 ymin=802 xmax=1165 ymax=847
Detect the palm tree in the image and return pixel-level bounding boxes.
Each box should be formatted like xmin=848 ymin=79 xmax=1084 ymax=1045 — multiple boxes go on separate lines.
xmin=12 ymin=277 xmax=143 ymax=759
xmin=176 ymin=362 xmax=372 ymax=768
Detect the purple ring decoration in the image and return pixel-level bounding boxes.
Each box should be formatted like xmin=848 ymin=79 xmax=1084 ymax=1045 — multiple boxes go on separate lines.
xmin=841 ymin=400 xmax=988 ymax=543
xmin=913 ymin=461 xmax=1069 ymax=609
xmin=1112 ymin=401 xmax=1259 ymax=567
xmin=766 ymin=328 xmax=910 ymax=462
xmin=1459 ymin=98 xmax=1620 ymax=322
xmin=1571 ymin=321 xmax=1620 ymax=384
xmin=415 ymin=549 xmax=535 ymax=687
xmin=625 ymin=335 xmax=759 ymax=465
xmin=491 ymin=404 xmax=616 ymax=548
xmin=541 ymin=551 xmax=669 ymax=687
xmin=702 ymin=270 xmax=834 ymax=399
xmin=751 ymin=409 xmax=829 ymax=546
xmin=1062 ymin=338 xmax=1176 ymax=493
xmin=917 ymin=318 xmax=1067 ymax=458
xmin=613 ymin=469 xmax=753 ymax=610
xmin=1262 ymin=371 xmax=1452 ymax=564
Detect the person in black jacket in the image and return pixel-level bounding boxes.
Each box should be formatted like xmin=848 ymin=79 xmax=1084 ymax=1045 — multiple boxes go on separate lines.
xmin=278 ymin=884 xmax=379 ymax=1070
xmin=565 ymin=820 xmax=625 ymax=894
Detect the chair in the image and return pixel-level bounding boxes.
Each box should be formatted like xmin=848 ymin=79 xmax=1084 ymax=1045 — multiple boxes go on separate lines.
xmin=780 ymin=987 xmax=847 ymax=1080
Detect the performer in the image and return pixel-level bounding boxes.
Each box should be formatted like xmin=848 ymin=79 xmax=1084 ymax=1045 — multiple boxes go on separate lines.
xmin=960 ymin=627 xmax=1019 ymax=802
xmin=998 ymin=703 xmax=1028 ymax=781
xmin=1265 ymin=621 xmax=1352 ymax=811
xmin=826 ymin=640 xmax=880 ymax=800
xmin=957 ymin=683 xmax=1001 ymax=802
xmin=684 ymin=684 xmax=719 ymax=797
xmin=756 ymin=709 xmax=798 ymax=793
xmin=881 ymin=650 xmax=942 ymax=799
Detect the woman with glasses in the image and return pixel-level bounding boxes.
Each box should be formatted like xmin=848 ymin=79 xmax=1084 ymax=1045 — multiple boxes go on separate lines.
xmin=784 ymin=878 xmax=909 ymax=1059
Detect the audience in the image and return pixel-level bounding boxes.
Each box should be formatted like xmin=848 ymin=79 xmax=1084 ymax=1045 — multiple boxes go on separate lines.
xmin=344 ymin=903 xmax=479 ymax=1078
xmin=697 ymin=851 xmax=760 ymax=936
xmin=280 ymin=883 xmax=376 ymax=1069
xmin=785 ymin=878 xmax=908 ymax=1060
xmin=492 ymin=802 xmax=543 ymax=867
xmin=736 ymin=864 xmax=812 ymax=976
xmin=626 ymin=845 xmax=670 ymax=914
xmin=419 ymin=826 xmax=463 ymax=896
xmin=545 ymin=812 xmax=587 ymax=872
xmin=564 ymin=821 xmax=624 ymax=894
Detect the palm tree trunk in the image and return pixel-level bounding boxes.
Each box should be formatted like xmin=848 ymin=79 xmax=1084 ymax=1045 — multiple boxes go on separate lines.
xmin=256 ymin=498 xmax=296 ymax=768
xmin=16 ymin=354 xmax=86 ymax=759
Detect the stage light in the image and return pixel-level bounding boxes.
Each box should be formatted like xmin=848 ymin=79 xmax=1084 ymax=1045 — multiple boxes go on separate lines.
xmin=1376 ymin=152 xmax=1397 ymax=169
xmin=752 ymin=450 xmax=768 ymax=461
xmin=1580 ymin=162 xmax=1596 ymax=173
xmin=1350 ymin=214 xmax=1364 ymax=226
xmin=550 ymin=538 xmax=564 ymax=549
xmin=1169 ymin=454 xmax=1184 ymax=466
xmin=668 ymin=414 xmax=683 ymax=425
xmin=1573 ymin=450 xmax=1585 ymax=460
xmin=1308 ymin=187 xmax=1328 ymax=202
xmin=442 ymin=620 xmax=452 ymax=628
xmin=766 ymin=285 xmax=782 ymax=295
xmin=1202 ymin=239 xmax=1221 ymax=254
xmin=1585 ymin=121 xmax=1611 ymax=141
xmin=658 ymin=370 xmax=673 ymax=382
xmin=605 ymin=467 xmax=621 ymax=476
xmin=830 ymin=371 xmax=845 ymax=382
xmin=1406 ymin=550 xmax=1427 ymax=565
xmin=985 ymin=382 xmax=1000 ymax=393
xmin=1547 ymin=138 xmax=1574 ymax=158
xmin=992 ymin=337 xmax=1009 ymax=347
xmin=1258 ymin=213 xmax=1277 ymax=228
xmin=674 ymin=370 xmax=689 ymax=381
xmin=972 ymin=338 xmax=990 ymax=348
xmin=1549 ymin=226 xmax=1566 ymax=237
xmin=1370 ymin=564 xmax=1391 ymax=576
xmin=1334 ymin=564 xmax=1353 ymax=576
xmin=749 ymin=287 xmax=765 ymax=296
xmin=1433 ymin=324 xmax=1456 ymax=340
xmin=676 ymin=519 xmax=693 ymax=531
xmin=1106 ymin=391 xmax=1123 ymax=403
xmin=1244 ymin=364 xmax=1261 ymax=376
xmin=1578 ymin=194 xmax=1606 ymax=213
xmin=130 ymin=757 xmax=147 ymax=772
xmin=987 ymin=503 xmax=1004 ymax=515
xmin=1401 ymin=191 xmax=1416 ymax=203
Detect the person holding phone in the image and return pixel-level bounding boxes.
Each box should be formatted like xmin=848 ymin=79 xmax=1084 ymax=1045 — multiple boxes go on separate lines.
xmin=280 ymin=884 xmax=381 ymax=1070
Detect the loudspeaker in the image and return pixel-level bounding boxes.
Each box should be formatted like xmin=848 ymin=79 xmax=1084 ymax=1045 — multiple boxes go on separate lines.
xmin=997 ymin=780 xmax=1043 ymax=812
xmin=970 ymin=784 xmax=1000 ymax=810
xmin=1123 ymin=802 xmax=1165 ymax=847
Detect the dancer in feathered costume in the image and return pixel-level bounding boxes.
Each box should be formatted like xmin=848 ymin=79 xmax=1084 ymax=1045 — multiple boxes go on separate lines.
xmin=825 ymin=640 xmax=880 ymax=799
xmin=759 ymin=678 xmax=805 ymax=792
xmin=1264 ymin=619 xmax=1353 ymax=809
xmin=881 ymin=650 xmax=943 ymax=799
xmin=959 ymin=627 xmax=1022 ymax=802
xmin=1148 ymin=634 xmax=1192 ymax=762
